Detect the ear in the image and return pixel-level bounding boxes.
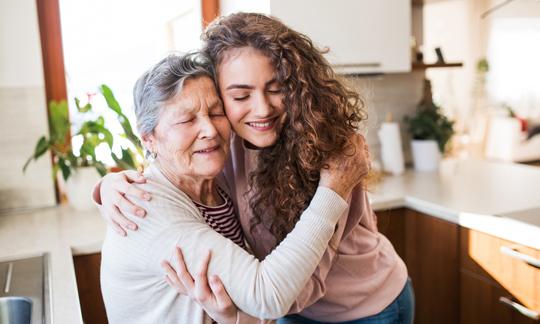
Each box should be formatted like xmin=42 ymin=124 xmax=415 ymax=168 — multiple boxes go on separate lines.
xmin=141 ymin=132 xmax=157 ymax=154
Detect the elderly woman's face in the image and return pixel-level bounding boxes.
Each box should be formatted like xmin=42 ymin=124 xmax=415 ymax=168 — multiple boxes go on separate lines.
xmin=145 ymin=76 xmax=231 ymax=179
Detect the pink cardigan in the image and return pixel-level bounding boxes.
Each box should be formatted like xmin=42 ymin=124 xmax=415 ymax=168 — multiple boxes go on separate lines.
xmin=224 ymin=134 xmax=408 ymax=322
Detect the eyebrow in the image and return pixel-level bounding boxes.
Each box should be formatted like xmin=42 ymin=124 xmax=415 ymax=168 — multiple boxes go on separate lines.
xmin=225 ymin=78 xmax=278 ymax=90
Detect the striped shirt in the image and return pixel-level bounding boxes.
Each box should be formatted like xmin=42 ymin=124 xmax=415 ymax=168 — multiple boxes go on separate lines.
xmin=192 ymin=186 xmax=247 ymax=249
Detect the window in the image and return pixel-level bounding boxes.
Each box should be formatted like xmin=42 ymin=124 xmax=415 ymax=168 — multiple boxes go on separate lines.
xmin=487 ymin=18 xmax=540 ymax=118
xmin=59 ymin=0 xmax=203 ymax=165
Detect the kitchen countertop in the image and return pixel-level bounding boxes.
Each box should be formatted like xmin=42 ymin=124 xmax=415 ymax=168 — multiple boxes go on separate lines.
xmin=1 ymin=158 xmax=539 ymax=323
xmin=0 ymin=206 xmax=106 ymax=324
xmin=368 ymin=158 xmax=540 ymax=250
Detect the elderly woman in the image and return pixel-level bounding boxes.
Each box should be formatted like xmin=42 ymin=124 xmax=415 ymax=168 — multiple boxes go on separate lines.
xmin=100 ymin=53 xmax=366 ymax=324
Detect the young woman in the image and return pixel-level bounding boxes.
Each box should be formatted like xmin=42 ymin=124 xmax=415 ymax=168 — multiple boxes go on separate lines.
xmin=96 ymin=13 xmax=414 ymax=323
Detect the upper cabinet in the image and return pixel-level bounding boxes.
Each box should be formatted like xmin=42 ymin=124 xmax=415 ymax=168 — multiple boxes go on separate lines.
xmin=221 ymin=0 xmax=412 ymax=74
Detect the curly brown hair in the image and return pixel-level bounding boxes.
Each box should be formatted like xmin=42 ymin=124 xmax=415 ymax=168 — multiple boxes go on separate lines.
xmin=203 ymin=13 xmax=367 ymax=243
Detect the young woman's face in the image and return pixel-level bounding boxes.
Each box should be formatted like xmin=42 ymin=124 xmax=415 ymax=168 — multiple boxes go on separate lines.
xmin=217 ymin=47 xmax=286 ymax=148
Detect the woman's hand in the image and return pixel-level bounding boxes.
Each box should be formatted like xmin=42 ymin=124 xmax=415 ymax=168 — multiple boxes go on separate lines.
xmin=98 ymin=170 xmax=151 ymax=236
xmin=319 ymin=133 xmax=371 ymax=199
xmin=162 ymin=247 xmax=238 ymax=324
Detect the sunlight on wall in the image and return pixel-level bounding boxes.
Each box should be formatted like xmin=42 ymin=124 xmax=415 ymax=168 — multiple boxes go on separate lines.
xmin=59 ymin=0 xmax=202 ymax=165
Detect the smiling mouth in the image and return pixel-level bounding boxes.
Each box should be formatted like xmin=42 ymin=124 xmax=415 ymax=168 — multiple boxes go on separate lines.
xmin=246 ymin=117 xmax=279 ymax=131
xmin=194 ymin=145 xmax=220 ymax=154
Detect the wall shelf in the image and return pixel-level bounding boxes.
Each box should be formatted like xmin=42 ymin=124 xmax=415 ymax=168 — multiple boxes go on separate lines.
xmin=412 ymin=62 xmax=463 ymax=69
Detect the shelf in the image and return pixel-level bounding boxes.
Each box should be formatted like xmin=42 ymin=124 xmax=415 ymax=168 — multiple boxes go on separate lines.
xmin=412 ymin=62 xmax=463 ymax=69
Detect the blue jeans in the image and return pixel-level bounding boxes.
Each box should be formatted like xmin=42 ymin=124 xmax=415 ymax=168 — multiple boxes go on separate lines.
xmin=277 ymin=278 xmax=415 ymax=324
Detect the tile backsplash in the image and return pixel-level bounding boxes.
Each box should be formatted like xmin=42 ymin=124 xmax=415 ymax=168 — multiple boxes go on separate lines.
xmin=348 ymin=71 xmax=425 ymax=166
xmin=0 ymin=87 xmax=56 ymax=213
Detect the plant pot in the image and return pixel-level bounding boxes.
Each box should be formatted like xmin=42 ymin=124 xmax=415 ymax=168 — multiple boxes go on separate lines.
xmin=411 ymin=140 xmax=441 ymax=171
xmin=65 ymin=167 xmax=101 ymax=210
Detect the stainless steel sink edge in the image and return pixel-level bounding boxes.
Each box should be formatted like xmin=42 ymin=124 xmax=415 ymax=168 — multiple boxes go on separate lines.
xmin=0 ymin=252 xmax=52 ymax=324
xmin=42 ymin=253 xmax=52 ymax=324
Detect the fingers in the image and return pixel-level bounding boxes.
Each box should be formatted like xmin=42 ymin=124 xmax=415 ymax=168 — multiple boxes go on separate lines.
xmin=109 ymin=171 xmax=151 ymax=202
xmin=161 ymin=260 xmax=186 ymax=294
xmin=122 ymin=173 xmax=151 ymax=202
xmin=194 ymin=250 xmax=212 ymax=303
xmin=110 ymin=219 xmax=127 ymax=237
xmin=113 ymin=191 xmax=146 ymax=219
xmin=208 ymin=275 xmax=234 ymax=310
xmin=174 ymin=247 xmax=195 ymax=291
xmin=109 ymin=204 xmax=138 ymax=231
xmin=125 ymin=185 xmax=152 ymax=203
xmin=123 ymin=170 xmax=147 ymax=184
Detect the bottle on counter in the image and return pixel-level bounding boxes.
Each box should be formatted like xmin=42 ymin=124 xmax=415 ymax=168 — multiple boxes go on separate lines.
xmin=378 ymin=113 xmax=405 ymax=176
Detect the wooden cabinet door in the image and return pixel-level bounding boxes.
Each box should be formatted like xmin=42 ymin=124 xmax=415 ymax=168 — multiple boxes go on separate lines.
xmin=405 ymin=209 xmax=460 ymax=324
xmin=460 ymin=269 xmax=514 ymax=324
xmin=376 ymin=208 xmax=406 ymax=261
xmin=460 ymin=228 xmax=540 ymax=323
xmin=74 ymin=253 xmax=108 ymax=324
xmin=461 ymin=269 xmax=539 ymax=324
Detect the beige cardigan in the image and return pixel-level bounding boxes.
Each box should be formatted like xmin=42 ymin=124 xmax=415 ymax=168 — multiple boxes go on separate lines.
xmin=100 ymin=164 xmax=347 ymax=324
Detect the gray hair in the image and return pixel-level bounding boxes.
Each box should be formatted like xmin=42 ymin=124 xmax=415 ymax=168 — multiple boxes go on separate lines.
xmin=133 ymin=52 xmax=216 ymax=145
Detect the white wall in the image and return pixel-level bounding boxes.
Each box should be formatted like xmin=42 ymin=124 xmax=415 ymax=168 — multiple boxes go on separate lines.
xmin=0 ymin=0 xmax=45 ymax=87
xmin=0 ymin=0 xmax=56 ymax=212
xmin=423 ymin=0 xmax=540 ymax=134
xmin=219 ymin=0 xmax=270 ymax=15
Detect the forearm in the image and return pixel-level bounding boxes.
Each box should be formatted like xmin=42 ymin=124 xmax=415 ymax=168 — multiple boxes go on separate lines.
xmin=151 ymin=187 xmax=347 ymax=319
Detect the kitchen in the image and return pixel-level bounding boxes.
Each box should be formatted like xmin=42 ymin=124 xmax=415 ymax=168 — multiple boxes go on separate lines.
xmin=1 ymin=0 xmax=540 ymax=323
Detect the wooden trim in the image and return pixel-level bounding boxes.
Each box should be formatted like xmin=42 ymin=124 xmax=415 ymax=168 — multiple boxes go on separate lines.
xmin=36 ymin=0 xmax=69 ymax=203
xmin=412 ymin=62 xmax=464 ymax=69
xmin=36 ymin=0 xmax=68 ymax=103
xmin=201 ymin=0 xmax=220 ymax=28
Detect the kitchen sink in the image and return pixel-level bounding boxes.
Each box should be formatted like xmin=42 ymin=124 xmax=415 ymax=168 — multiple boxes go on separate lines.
xmin=0 ymin=254 xmax=51 ymax=324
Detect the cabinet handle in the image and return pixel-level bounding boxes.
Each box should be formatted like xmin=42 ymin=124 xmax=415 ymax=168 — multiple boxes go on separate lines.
xmin=500 ymin=245 xmax=540 ymax=269
xmin=499 ymin=297 xmax=540 ymax=320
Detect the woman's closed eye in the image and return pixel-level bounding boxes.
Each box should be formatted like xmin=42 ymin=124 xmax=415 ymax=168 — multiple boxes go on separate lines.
xmin=233 ymin=95 xmax=250 ymax=101
xmin=177 ymin=117 xmax=195 ymax=125
xmin=267 ymin=88 xmax=282 ymax=94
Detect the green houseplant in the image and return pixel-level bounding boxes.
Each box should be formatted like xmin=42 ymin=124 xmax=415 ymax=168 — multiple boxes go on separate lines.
xmin=404 ymin=79 xmax=455 ymax=171
xmin=23 ymin=85 xmax=143 ymax=207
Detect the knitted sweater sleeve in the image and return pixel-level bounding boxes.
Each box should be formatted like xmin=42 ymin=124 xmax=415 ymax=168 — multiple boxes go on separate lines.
xmin=131 ymin=180 xmax=347 ymax=320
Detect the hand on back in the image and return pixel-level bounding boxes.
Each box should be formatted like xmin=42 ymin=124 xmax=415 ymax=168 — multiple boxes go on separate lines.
xmin=319 ymin=133 xmax=371 ymax=200
xmin=98 ymin=170 xmax=150 ymax=236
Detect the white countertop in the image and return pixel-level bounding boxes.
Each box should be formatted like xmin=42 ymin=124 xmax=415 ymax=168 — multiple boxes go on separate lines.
xmin=0 ymin=206 xmax=106 ymax=324
xmin=1 ymin=158 xmax=539 ymax=323
xmin=368 ymin=158 xmax=540 ymax=250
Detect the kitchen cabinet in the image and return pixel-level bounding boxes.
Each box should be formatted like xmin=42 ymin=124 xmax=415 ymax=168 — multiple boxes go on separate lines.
xmin=377 ymin=208 xmax=460 ymax=324
xmin=378 ymin=208 xmax=540 ymax=323
xmin=404 ymin=209 xmax=460 ymax=324
xmin=73 ymin=253 xmax=108 ymax=324
xmin=460 ymin=228 xmax=540 ymax=323
xmin=221 ymin=0 xmax=411 ymax=74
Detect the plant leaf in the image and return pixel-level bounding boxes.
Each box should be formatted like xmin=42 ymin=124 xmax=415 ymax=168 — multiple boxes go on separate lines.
xmin=74 ymin=97 xmax=92 ymax=113
xmin=112 ymin=148 xmax=137 ymax=170
xmin=100 ymin=84 xmax=142 ymax=151
xmin=58 ymin=157 xmax=71 ymax=181
xmin=23 ymin=136 xmax=51 ymax=172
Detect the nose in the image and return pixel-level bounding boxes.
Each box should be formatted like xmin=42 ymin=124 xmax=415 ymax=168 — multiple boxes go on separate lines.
xmin=252 ymin=92 xmax=274 ymax=118
xmin=198 ymin=116 xmax=218 ymax=139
